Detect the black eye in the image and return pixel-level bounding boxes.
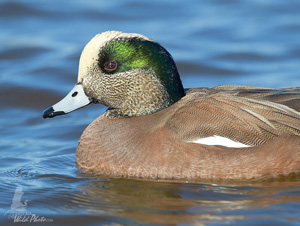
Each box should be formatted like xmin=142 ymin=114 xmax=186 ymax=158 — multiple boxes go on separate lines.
xmin=104 ymin=61 xmax=118 ymax=72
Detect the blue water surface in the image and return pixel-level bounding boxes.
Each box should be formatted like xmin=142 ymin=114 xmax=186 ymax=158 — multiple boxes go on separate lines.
xmin=1 ymin=0 xmax=300 ymax=225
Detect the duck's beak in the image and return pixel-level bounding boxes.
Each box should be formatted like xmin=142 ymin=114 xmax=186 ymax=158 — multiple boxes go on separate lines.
xmin=43 ymin=84 xmax=94 ymax=119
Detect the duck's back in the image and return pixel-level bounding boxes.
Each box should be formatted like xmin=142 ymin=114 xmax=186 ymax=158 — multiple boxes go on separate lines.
xmin=169 ymin=85 xmax=300 ymax=146
xmin=212 ymin=85 xmax=300 ymax=111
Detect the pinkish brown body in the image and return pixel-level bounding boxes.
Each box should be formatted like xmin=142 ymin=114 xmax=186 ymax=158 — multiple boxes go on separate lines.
xmin=76 ymin=89 xmax=300 ymax=179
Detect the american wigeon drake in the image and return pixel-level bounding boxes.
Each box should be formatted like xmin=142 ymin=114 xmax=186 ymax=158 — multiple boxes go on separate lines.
xmin=43 ymin=31 xmax=300 ymax=180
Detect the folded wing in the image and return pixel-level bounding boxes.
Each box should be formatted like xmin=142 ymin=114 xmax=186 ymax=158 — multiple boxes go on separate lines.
xmin=168 ymin=86 xmax=300 ymax=146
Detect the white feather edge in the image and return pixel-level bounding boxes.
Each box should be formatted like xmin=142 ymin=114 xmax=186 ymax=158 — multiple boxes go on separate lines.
xmin=186 ymin=135 xmax=252 ymax=148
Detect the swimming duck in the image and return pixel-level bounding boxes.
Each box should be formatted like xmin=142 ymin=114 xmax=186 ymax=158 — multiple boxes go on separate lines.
xmin=43 ymin=31 xmax=300 ymax=179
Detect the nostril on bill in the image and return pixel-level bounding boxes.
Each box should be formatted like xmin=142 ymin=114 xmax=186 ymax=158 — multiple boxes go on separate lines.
xmin=72 ymin=91 xmax=78 ymax=97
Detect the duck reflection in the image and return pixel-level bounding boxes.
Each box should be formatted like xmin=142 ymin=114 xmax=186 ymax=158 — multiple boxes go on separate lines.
xmin=69 ymin=174 xmax=300 ymax=225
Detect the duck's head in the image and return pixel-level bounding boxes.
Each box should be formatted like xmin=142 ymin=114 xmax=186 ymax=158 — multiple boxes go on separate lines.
xmin=43 ymin=31 xmax=185 ymax=118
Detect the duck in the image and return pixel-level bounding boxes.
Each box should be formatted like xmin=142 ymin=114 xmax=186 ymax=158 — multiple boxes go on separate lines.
xmin=43 ymin=31 xmax=300 ymax=180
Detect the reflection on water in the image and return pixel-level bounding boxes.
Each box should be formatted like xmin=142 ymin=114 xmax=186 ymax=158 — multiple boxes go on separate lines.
xmin=3 ymin=166 xmax=299 ymax=225
xmin=53 ymin=177 xmax=300 ymax=225
xmin=1 ymin=0 xmax=300 ymax=225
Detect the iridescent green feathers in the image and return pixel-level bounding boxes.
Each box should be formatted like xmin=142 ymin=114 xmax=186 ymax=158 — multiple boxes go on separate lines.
xmin=98 ymin=37 xmax=185 ymax=104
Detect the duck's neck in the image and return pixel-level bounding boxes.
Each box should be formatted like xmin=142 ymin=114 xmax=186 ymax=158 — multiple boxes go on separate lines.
xmin=104 ymin=71 xmax=185 ymax=118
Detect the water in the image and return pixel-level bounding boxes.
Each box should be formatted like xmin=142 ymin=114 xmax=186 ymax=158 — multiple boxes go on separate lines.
xmin=1 ymin=0 xmax=300 ymax=225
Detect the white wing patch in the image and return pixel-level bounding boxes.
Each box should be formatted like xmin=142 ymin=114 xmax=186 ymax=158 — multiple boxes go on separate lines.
xmin=187 ymin=136 xmax=252 ymax=148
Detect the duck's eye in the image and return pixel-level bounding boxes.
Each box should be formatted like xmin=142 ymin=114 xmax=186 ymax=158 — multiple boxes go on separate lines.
xmin=104 ymin=61 xmax=118 ymax=72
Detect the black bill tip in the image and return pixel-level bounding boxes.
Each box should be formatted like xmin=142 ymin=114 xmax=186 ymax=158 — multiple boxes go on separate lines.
xmin=43 ymin=107 xmax=66 ymax=119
